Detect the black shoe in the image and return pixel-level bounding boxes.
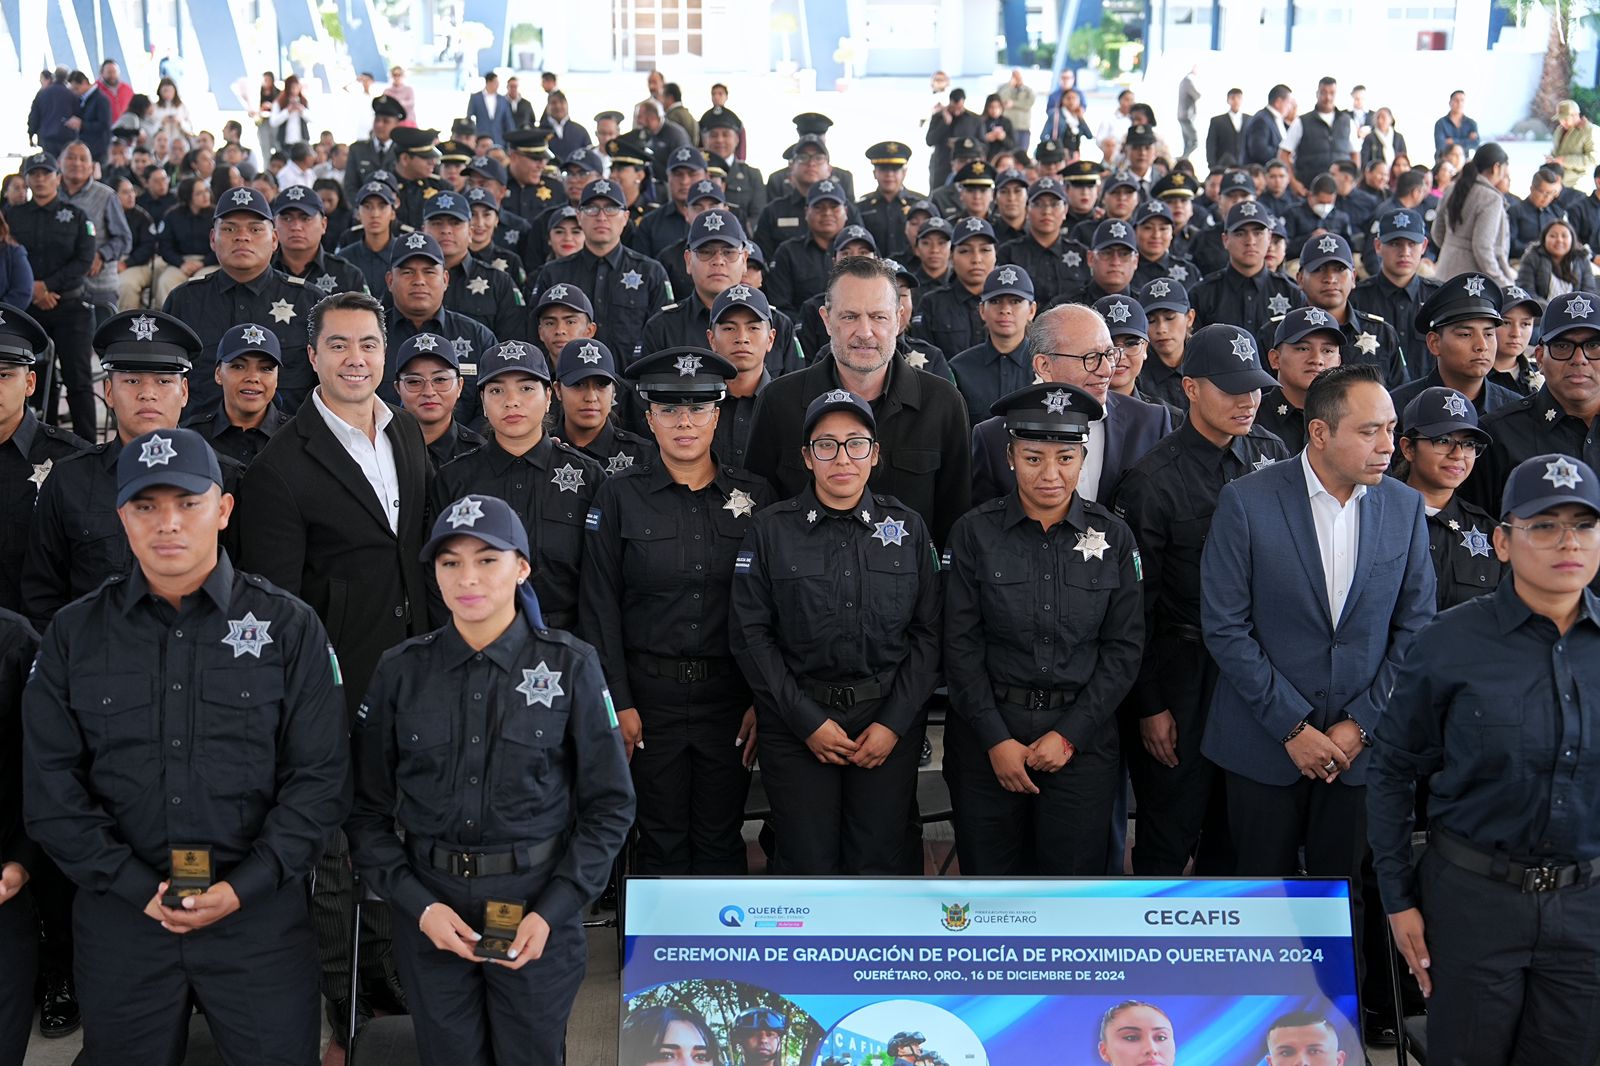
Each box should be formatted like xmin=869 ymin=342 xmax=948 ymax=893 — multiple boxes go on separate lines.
xmin=919 ymin=737 xmax=933 ymax=767
xmin=1363 ymin=1010 xmax=1398 ymax=1048
xmin=39 ymin=975 xmax=80 ymax=1038
xmin=326 ymin=997 xmax=373 ymax=1049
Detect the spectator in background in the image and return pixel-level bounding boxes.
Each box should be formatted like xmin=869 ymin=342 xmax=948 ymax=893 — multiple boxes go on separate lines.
xmin=1433 ymin=89 xmax=1479 ymax=156
xmin=980 ymin=94 xmax=1015 ymax=155
xmin=1177 ymin=65 xmax=1201 ymax=160
xmin=998 ymin=69 xmax=1036 ymax=153
xmin=136 ymin=164 xmax=175 ymax=218
xmin=1361 ymin=107 xmax=1407 ymax=168
xmin=1045 ymin=68 xmax=1076 ymax=116
xmin=56 ymin=141 xmax=129 ymax=320
xmin=62 ymin=71 xmax=112 ymax=163
xmin=1547 ymin=99 xmax=1596 ymax=189
xmin=0 ymin=210 xmax=35 ymax=311
xmin=466 ymin=70 xmax=515 ymax=147
xmin=539 ymin=90 xmax=590 ymax=161
xmin=152 ymin=176 xmax=215 ymax=306
xmin=663 ymin=82 xmax=699 ymax=145
xmin=505 ymin=76 xmax=535 ymax=130
xmin=1097 ymin=89 xmax=1136 ymax=163
xmin=148 ymin=76 xmax=192 ymax=138
xmin=1243 ymin=83 xmax=1293 ymax=166
xmin=277 ymin=142 xmax=317 ymax=190
xmin=1507 ymin=167 xmax=1567 ymax=252
xmin=1041 ymin=88 xmax=1092 ymax=150
xmin=925 ymin=88 xmax=982 ymax=189
xmin=1514 ymin=217 xmax=1596 ymax=300
xmin=2 ymin=175 xmax=26 ymax=207
xmin=270 ymin=75 xmax=313 ymax=148
xmin=95 ymin=58 xmax=132 ymax=123
xmin=114 ymin=177 xmax=156 ymax=310
xmin=1431 ymin=142 xmax=1515 ymax=288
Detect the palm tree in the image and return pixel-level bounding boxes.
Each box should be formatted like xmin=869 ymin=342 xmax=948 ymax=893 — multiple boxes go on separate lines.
xmin=1501 ymin=0 xmax=1597 ymax=121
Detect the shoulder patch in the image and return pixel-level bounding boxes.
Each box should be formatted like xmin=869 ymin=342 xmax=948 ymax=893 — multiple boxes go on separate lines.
xmin=734 ymin=549 xmax=755 ymax=574
xmin=585 ymin=507 xmax=601 ymax=531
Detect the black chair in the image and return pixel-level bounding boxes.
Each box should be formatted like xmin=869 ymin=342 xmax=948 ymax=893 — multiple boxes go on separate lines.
xmin=916 ymin=769 xmax=958 ymax=875
xmin=346 ymin=873 xmax=420 ymax=1066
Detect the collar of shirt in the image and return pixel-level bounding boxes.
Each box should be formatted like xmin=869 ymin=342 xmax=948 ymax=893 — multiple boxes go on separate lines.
xmin=312 ymin=387 xmax=394 ymax=445
xmin=579 ymin=242 xmax=627 ymax=271
xmin=275 ymin=248 xmax=326 ymax=279
xmin=123 ymin=550 xmax=236 ymax=617
xmin=1536 ymin=385 xmax=1600 ymax=429
xmin=1174 ymin=418 xmax=1234 ymax=466
xmin=216 ymin=266 xmax=276 ymax=296
xmin=797 ymin=483 xmax=876 ymax=529
xmin=642 ymin=457 xmax=736 ymax=498
xmin=1490 ymin=575 xmax=1600 ymax=636
xmin=435 ymin=608 xmax=532 ymax=672
xmin=486 ymin=433 xmax=553 ymax=473
xmin=392 ymin=307 xmax=448 ymax=336
xmin=1301 ymin=447 xmax=1367 ymax=507
xmin=6 ymin=407 xmax=39 ymax=456
xmin=999 ymin=488 xmax=1092 ymax=534
xmin=823 ymin=350 xmax=924 ymax=412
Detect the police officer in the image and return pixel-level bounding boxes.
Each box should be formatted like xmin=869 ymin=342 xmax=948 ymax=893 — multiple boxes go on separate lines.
xmin=1189 ymin=201 xmax=1300 ymax=336
xmin=1256 ymin=306 xmax=1344 ymax=452
xmin=602 ymin=130 xmax=660 ymax=240
xmin=465 ymin=185 xmax=528 ymax=288
xmin=991 ymin=169 xmax=1030 ymax=245
xmin=0 ymin=305 xmax=88 ymax=612
xmin=1132 ymin=277 xmax=1195 ymax=411
xmin=1491 ymin=283 xmax=1545 ymax=396
xmin=434 ymin=341 xmax=603 ymax=631
xmin=1392 ymin=272 xmax=1520 ymax=418
xmin=730 ymin=1009 xmax=788 ymax=1066
xmin=1260 ymin=233 xmax=1407 ymax=389
xmin=272 ymin=186 xmax=369 ymax=297
xmin=23 ymin=426 xmax=350 ymax=1065
xmin=1466 ymin=289 xmax=1600 ymax=518
xmin=949 ymin=266 xmax=1038 ymax=427
xmin=948 ymin=161 xmax=997 ymax=224
xmin=765 ymin=113 xmax=857 ymax=201
xmin=705 ymin=285 xmax=778 ymax=470
xmin=162 ymin=185 xmax=318 ymax=413
xmin=729 ymin=389 xmax=941 ymax=874
xmin=382 ymin=232 xmax=495 ymax=421
xmin=337 ymin=179 xmax=405 ymax=296
xmin=391 ymin=126 xmax=451 ymax=231
xmin=344 ymin=92 xmax=405 ymax=200
xmin=1130 ymin=198 xmax=1202 ymax=294
xmin=857 ymin=141 xmax=925 ymax=256
xmin=753 ymin=132 xmax=862 ymax=260
xmin=180 ymin=321 xmax=290 ymax=467
xmin=1060 ymin=219 xmax=1139 ymax=306
xmin=768 ymin=180 xmax=851 ymax=314
xmin=549 ymin=338 xmax=657 ymax=475
xmin=1060 ymin=159 xmax=1104 ymax=235
xmin=422 ymin=192 xmax=525 ymax=341
xmin=1349 ymin=208 xmax=1441 ymax=377
xmin=1069 ymin=171 xmax=1141 ymax=248
xmin=6 ymin=152 xmax=97 ymax=439
xmin=348 ymin=492 xmax=634 ymax=1066
xmin=912 ymin=217 xmax=996 ymax=357
xmin=464 ymin=155 xmax=531 ymax=247
xmin=908 ymin=215 xmax=954 ymax=293
xmin=928 ymin=139 xmax=982 ymax=220
xmin=1188 ymin=168 xmax=1256 ymax=276
xmin=996 ymin=177 xmax=1086 ymax=310
xmin=580 ymin=347 xmax=771 ymax=873
xmin=655 ymin=179 xmax=734 ymax=303
xmin=519 ymin=148 xmax=600 ymax=273
xmin=1152 ymin=171 xmax=1205 ymax=262
xmin=0 ymin=602 xmax=38 ymax=1062
xmin=1111 ymin=326 xmax=1289 ymax=876
xmin=702 ymin=109 xmax=767 ymax=223
xmin=642 ymin=206 xmax=750 ymax=354
xmin=436 ymin=139 xmax=473 ymax=194
xmin=634 ymin=145 xmax=710 ymax=259
xmin=1370 ymin=453 xmax=1600 ymax=1065
xmin=393 ymin=332 xmax=486 ymax=468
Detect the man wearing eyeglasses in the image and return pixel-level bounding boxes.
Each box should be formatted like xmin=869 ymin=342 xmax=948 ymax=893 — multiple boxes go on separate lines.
xmin=533 ymin=178 xmax=672 ymax=368
xmin=381 ymin=232 xmax=493 ymax=428
xmin=971 ymin=303 xmax=1171 ymax=507
xmin=1370 ymin=453 xmax=1600 ymax=1065
xmin=391 ymin=332 xmax=484 ymax=468
xmin=643 ymin=207 xmax=750 ymax=353
xmin=1391 ymin=273 xmax=1520 ymax=421
xmin=1467 ymin=290 xmax=1600 ymax=529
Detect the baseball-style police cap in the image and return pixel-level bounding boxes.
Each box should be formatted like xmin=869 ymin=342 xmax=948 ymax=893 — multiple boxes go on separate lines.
xmin=1096 ymin=294 xmax=1148 ymax=341
xmin=806 ymin=179 xmax=847 ymax=207
xmin=466 ymin=155 xmax=508 ymax=185
xmin=1500 ymin=282 xmax=1545 ymax=318
xmin=1540 ymin=289 xmax=1600 ymax=345
xmin=689 ymin=208 xmax=746 ymax=250
xmin=906 ymin=198 xmax=938 ymax=220
xmin=217 ymin=322 xmax=283 ymax=366
xmin=882 ymin=257 xmax=919 ymax=289
xmin=94 ymin=310 xmax=202 ymax=371
xmin=1500 ymin=453 xmax=1600 ymax=520
xmin=422 ymin=494 xmax=531 ymax=561
xmin=867 ymin=140 xmax=912 ymax=166
xmin=1273 ymin=305 xmax=1343 ymax=348
xmin=626 ymin=347 xmax=736 ymax=404
xmin=1034 ymin=139 xmax=1067 ymax=165
xmin=687 ymin=178 xmax=726 ymax=206
xmin=785 ymin=133 xmax=829 ymax=159
xmin=953 ymin=216 xmax=997 ymax=246
xmin=1417 ymin=273 xmax=1504 ymax=334
xmin=1028 ymin=177 xmax=1066 ymax=203
xmin=0 ymin=304 xmax=51 ymax=365
xmin=1062 ymin=160 xmax=1103 ymax=186
xmin=389 ymin=230 xmax=446 ymax=267
xmin=555 ymin=338 xmax=620 ymax=386
xmin=356 ymin=180 xmax=398 ymax=207
xmin=995 ymin=168 xmax=1029 ymax=192
xmin=534 ymin=281 xmax=595 ymax=318
xmin=953 ymin=161 xmax=995 ymax=188
xmin=1269 ymin=212 xmax=1288 ymax=239
xmin=1182 ymin=324 xmax=1277 ymax=394
xmin=545 ymin=204 xmax=580 ymax=231
xmin=562 ymin=146 xmax=606 ymax=176
xmin=667 ymin=145 xmax=708 ymax=172
xmin=422 ymin=191 xmax=470 ymax=222
xmin=478 ymin=339 xmax=552 ymax=385
xmin=366 ymin=168 xmax=399 ymax=190
xmin=464 ymin=186 xmax=500 ymax=214
xmin=982 ymin=264 xmax=1034 ymax=302
xmin=116 ymin=429 xmax=224 ymax=507
xmin=214 ymin=185 xmax=273 ymax=220
xmin=1151 ymin=172 xmax=1199 ymax=200
xmin=1377 ymin=208 xmax=1428 ymax=243
xmin=711 ymin=283 xmax=773 ymax=324
xmin=949 ymin=136 xmax=982 ymax=162
xmin=1091 ymin=218 xmax=1137 ymax=251
xmin=1402 ymin=386 xmax=1491 ymax=444
xmin=1133 ymin=199 xmax=1173 ymax=227
xmin=1223 ymin=201 xmax=1269 ymax=232
xmin=394 ymin=332 xmax=460 ymax=373
xmin=831 ymin=224 xmax=877 ymax=255
xmin=803 ymin=387 xmax=876 ymax=438
xmin=991 ymin=382 xmax=1101 ymax=442
xmin=22 ymin=152 xmax=58 ymax=175
xmin=392 ymin=126 xmax=441 ymax=158
xmin=1103 ymin=170 xmax=1140 ymax=194
xmin=272 ymin=185 xmax=323 ymax=216
xmin=743 ymin=239 xmax=766 ymax=270
xmin=580 ymin=177 xmax=627 ymax=207
xmin=1136 ymin=276 xmax=1190 ymax=315
xmin=916 ymin=216 xmax=954 ymax=243
xmin=372 ymin=94 xmax=406 ymax=120
xmin=1219 ymin=170 xmax=1255 ymax=196
xmin=1299 ymin=232 xmax=1355 ymax=272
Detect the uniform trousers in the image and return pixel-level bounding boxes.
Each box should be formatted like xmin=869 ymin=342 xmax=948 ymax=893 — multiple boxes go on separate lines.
xmin=389 ymin=855 xmax=586 ymax=1066
xmin=0 ymin=886 xmax=35 ymax=1065
xmin=73 ymin=881 xmax=319 ymax=1066
xmin=30 ymin=297 xmax=96 ymax=441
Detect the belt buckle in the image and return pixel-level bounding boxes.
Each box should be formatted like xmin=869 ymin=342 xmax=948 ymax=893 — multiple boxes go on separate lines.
xmin=1026 ymin=689 xmax=1050 ymax=712
xmin=453 ymin=852 xmax=480 ymax=879
xmin=677 ymin=659 xmax=706 ymax=684
xmin=1521 ymin=865 xmax=1561 ymax=893
xmin=830 ymin=685 xmax=856 ymax=709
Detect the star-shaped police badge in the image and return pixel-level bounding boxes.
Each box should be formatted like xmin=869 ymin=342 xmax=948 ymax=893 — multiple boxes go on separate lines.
xmin=1304 ymin=307 xmax=1331 ymax=326
xmin=1568 ymin=294 xmax=1594 ymax=319
xmin=313 ymin=274 xmax=338 ymax=294
xmin=997 ymin=266 xmax=1019 ymax=285
xmin=129 ymin=314 xmax=158 ymax=341
xmin=724 ymin=489 xmax=755 ymax=517
xmin=1317 ymin=235 xmax=1339 ymax=254
xmin=1044 ymin=389 xmax=1073 ymax=414
xmin=1063 ymin=251 xmax=1083 ymax=269
xmin=724 ymin=284 xmax=753 ymax=302
xmin=435 ymin=194 xmax=455 ymax=210
xmin=516 ymin=662 xmax=564 ymax=707
xmin=1109 ymin=221 xmax=1128 ymax=238
xmin=284 ymin=185 xmax=306 ymax=201
xmin=872 ymin=515 xmax=908 ymax=547
xmin=241 ymin=324 xmax=267 ymax=346
xmin=905 ymin=350 xmax=928 ymax=369
xmin=1355 ymin=332 xmax=1379 ymax=355
xmin=1252 ymin=455 xmax=1277 ymax=471
xmin=964 ymin=217 xmax=984 ymax=232
xmin=413 ymin=334 xmax=440 ymax=352
xmin=451 ymin=336 xmax=473 ymax=359
xmin=1441 ymin=391 xmax=1470 ymax=418
xmin=702 ymin=213 xmax=725 ymax=231
xmin=577 ymin=342 xmax=603 ymax=364
xmin=605 ymin=453 xmax=634 ymax=475
xmin=230 ymin=188 xmax=254 ymax=206
xmin=1106 ymin=301 xmax=1132 ymax=323
xmin=806 ymin=509 xmax=819 ymax=523
xmin=1545 ymin=456 xmax=1583 ymax=489
xmin=138 ymin=434 xmax=177 ymax=467
xmin=221 ymin=612 xmax=274 ymax=658
xmin=1460 ymin=526 xmax=1492 ymax=558
xmin=1238 ymin=202 xmax=1259 ymax=217
xmin=552 ymin=464 xmax=586 ymax=492
xmin=1267 ymin=294 xmax=1290 ymax=316
xmin=1169 ymin=265 xmax=1188 ymax=282
xmin=1464 ymin=276 xmax=1487 ymax=297
xmin=621 ymin=270 xmax=643 ymax=290
xmin=269 ymin=300 xmax=296 ymax=323
xmin=55 ymin=208 xmax=73 ymax=223
xmin=1074 ymin=527 xmax=1110 ymax=560
xmin=446 ymin=497 xmax=484 ymax=528
xmin=404 ymin=232 xmax=428 ymax=249
xmin=497 ymin=340 xmax=527 ymax=360
xmin=1147 ymin=279 xmax=1172 ymax=298
xmin=675 ymin=353 xmax=703 ymax=376
xmin=467 ymin=276 xmax=490 ymax=295
xmin=1230 ymin=334 xmax=1255 ymax=362
xmin=1546 ymin=408 xmax=1560 ymax=422
xmin=29 ymin=459 xmax=52 ymax=487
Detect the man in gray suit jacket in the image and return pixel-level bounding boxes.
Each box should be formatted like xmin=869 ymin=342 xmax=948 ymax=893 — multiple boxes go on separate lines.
xmin=1200 ymin=361 xmax=1435 ymax=981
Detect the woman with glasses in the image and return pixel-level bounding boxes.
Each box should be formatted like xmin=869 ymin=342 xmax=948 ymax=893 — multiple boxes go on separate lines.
xmin=392 ymin=332 xmax=485 ymax=468
xmin=729 ymin=389 xmax=941 ymax=874
xmin=1370 ymin=454 xmax=1600 ymax=1066
xmin=579 ymin=347 xmax=771 ymax=874
xmin=432 ymin=341 xmax=603 ymax=632
xmin=943 ymin=382 xmax=1144 ymax=874
xmin=1395 ymin=387 xmax=1504 ymax=610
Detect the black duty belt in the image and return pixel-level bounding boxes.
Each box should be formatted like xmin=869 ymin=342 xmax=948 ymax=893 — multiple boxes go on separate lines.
xmin=1431 ymin=830 xmax=1600 ymax=894
xmin=1163 ymin=622 xmax=1205 ymax=644
xmin=802 ymin=674 xmax=887 ymax=709
xmin=627 ymin=652 xmax=738 ymax=684
xmin=992 ymin=685 xmax=1071 ymax=711
xmin=410 ymin=836 xmax=563 ymax=879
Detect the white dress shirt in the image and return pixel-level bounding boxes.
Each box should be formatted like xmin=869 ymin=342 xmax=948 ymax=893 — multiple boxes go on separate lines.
xmin=1079 ymin=417 xmax=1109 ymax=502
xmin=313 ymin=389 xmax=401 ymax=534
xmin=1301 ymin=449 xmax=1365 ymax=621
xmin=1229 ymin=110 xmax=1243 ymax=133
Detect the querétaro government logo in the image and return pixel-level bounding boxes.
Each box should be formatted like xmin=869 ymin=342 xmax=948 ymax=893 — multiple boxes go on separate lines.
xmin=719 ymin=905 xmax=745 ymax=928
xmin=940 ymin=902 xmax=972 ymax=931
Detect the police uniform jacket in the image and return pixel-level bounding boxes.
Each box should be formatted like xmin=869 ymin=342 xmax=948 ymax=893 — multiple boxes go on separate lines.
xmin=343 ymin=136 xmax=396 ymax=200
xmin=728 ymin=487 xmax=942 ymax=740
xmin=744 ymin=354 xmax=973 ymax=547
xmin=426 ymin=419 xmax=486 ymax=469
xmin=1135 ymin=357 xmax=1189 ymax=412
xmin=1349 ymin=272 xmax=1441 ymax=378
xmin=235 ymin=397 xmax=433 ymax=716
xmin=396 ymin=175 xmax=451 ymax=230
xmin=1256 ymin=306 xmax=1409 ymax=390
xmin=943 ymin=492 xmax=1144 ymax=749
xmin=1253 ymin=387 xmax=1307 ymax=452
xmin=5 ymin=198 xmax=94 ymax=297
xmin=1422 ymin=494 xmax=1503 ymax=611
xmin=997 ymin=233 xmax=1087 ymax=309
xmin=550 ymin=417 xmax=657 ymax=477
xmin=753 ymin=190 xmax=863 ymax=260
xmin=273 ymin=248 xmax=369 ymax=299
xmin=0 ymin=410 xmax=87 ymax=612
xmin=0 ymin=609 xmax=39 ymax=879
xmin=911 ymin=281 xmax=984 ymax=361
xmin=533 ymin=244 xmax=671 ymax=365
xmin=22 ymin=553 xmax=351 ymax=912
xmin=578 ymin=460 xmax=772 ymax=709
xmin=1190 ymin=265 xmax=1301 ymax=336
xmin=445 ymin=253 xmax=524 ymax=343
xmin=856 ymin=188 xmax=926 ymax=258
xmin=347 ymin=610 xmax=634 ymax=924
xmin=1390 ymin=370 xmax=1520 ymax=423
xmin=767 ymin=234 xmax=836 ymax=315
xmin=949 ymin=339 xmax=1035 ymax=430
xmin=180 ymin=400 xmax=291 ymax=468
xmin=336 ymin=236 xmax=400 ymax=298
xmin=714 ymin=379 xmax=769 ymax=470
xmin=163 ymin=268 xmax=319 ymax=413
xmin=1463 ymin=386 xmax=1600 ymax=518
xmin=1133 ymin=252 xmax=1201 ymax=294
xmin=156 ymin=206 xmax=216 ymax=266
xmin=633 ymin=202 xmax=691 ymax=261
xmin=383 ymin=306 xmax=496 ymax=425
xmin=721 ymin=161 xmax=768 ymax=224
xmin=433 ymin=437 xmax=603 ymax=629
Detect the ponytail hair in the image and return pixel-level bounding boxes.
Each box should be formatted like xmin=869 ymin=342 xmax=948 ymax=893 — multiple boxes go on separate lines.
xmin=1446 ymin=142 xmax=1508 ymax=227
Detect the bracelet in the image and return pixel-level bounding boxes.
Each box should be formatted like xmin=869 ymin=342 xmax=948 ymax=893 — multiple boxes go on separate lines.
xmin=418 ymin=902 xmax=435 ymax=929
xmin=1282 ymin=720 xmax=1309 ymax=744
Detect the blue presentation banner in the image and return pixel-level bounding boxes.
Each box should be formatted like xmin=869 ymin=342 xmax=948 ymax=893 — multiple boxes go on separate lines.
xmin=621 ymin=878 xmax=1358 ymax=1066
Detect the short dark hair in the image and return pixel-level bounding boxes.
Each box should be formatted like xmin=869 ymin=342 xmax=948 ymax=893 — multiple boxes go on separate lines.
xmin=1265 ymin=159 xmax=1288 ymax=173
xmin=1310 ymin=173 xmax=1337 ymax=196
xmin=1305 ymin=363 xmax=1382 ymax=431
xmin=1268 ymin=84 xmax=1291 ymax=106
xmin=1330 ymin=160 xmax=1359 ymax=179
xmin=1363 ymin=158 xmax=1388 ymax=173
xmin=949 ymin=88 xmax=966 ymax=103
xmin=1396 ymin=169 xmax=1429 ymax=198
xmin=100 ymin=57 xmax=118 ymax=70
xmin=309 ymin=291 xmax=386 ymax=349
xmin=483 ymin=70 xmax=498 ymax=82
xmin=711 ymin=82 xmax=729 ymax=94
xmin=1534 ymin=166 xmax=1563 ymax=186
xmin=548 ymin=90 xmax=567 ymax=104
xmin=1265 ymin=1011 xmax=1338 ymax=1044
xmin=663 ymin=81 xmax=683 ymax=104
xmin=1352 ymin=83 xmax=1366 ymax=92
xmin=1450 ymin=89 xmax=1465 ymax=100
xmin=1318 ymin=76 xmax=1337 ymax=89
xmin=824 ymin=256 xmax=899 ymax=307
xmin=67 ymin=70 xmax=90 ymax=87
xmin=289 ymin=142 xmax=314 ymax=164
xmin=1227 ymin=87 xmax=1243 ymax=97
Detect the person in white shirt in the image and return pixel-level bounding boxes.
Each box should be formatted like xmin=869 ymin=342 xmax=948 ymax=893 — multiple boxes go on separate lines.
xmin=1097 ymin=89 xmax=1136 ymax=163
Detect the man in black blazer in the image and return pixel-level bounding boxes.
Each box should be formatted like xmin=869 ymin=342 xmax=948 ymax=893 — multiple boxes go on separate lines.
xmin=1205 ymin=88 xmax=1246 ymax=168
xmin=234 ymin=289 xmax=431 ymax=1039
xmin=1243 ymin=84 xmax=1293 ymax=166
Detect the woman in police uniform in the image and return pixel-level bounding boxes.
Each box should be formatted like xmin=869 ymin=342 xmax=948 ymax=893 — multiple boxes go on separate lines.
xmin=942 ymin=382 xmax=1145 ymax=875
xmin=348 ymin=494 xmax=634 ymax=1066
xmin=1395 ymin=386 xmax=1504 ymax=610
xmin=579 ymin=345 xmax=771 ymax=874
xmin=729 ymin=389 xmax=941 ymax=876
